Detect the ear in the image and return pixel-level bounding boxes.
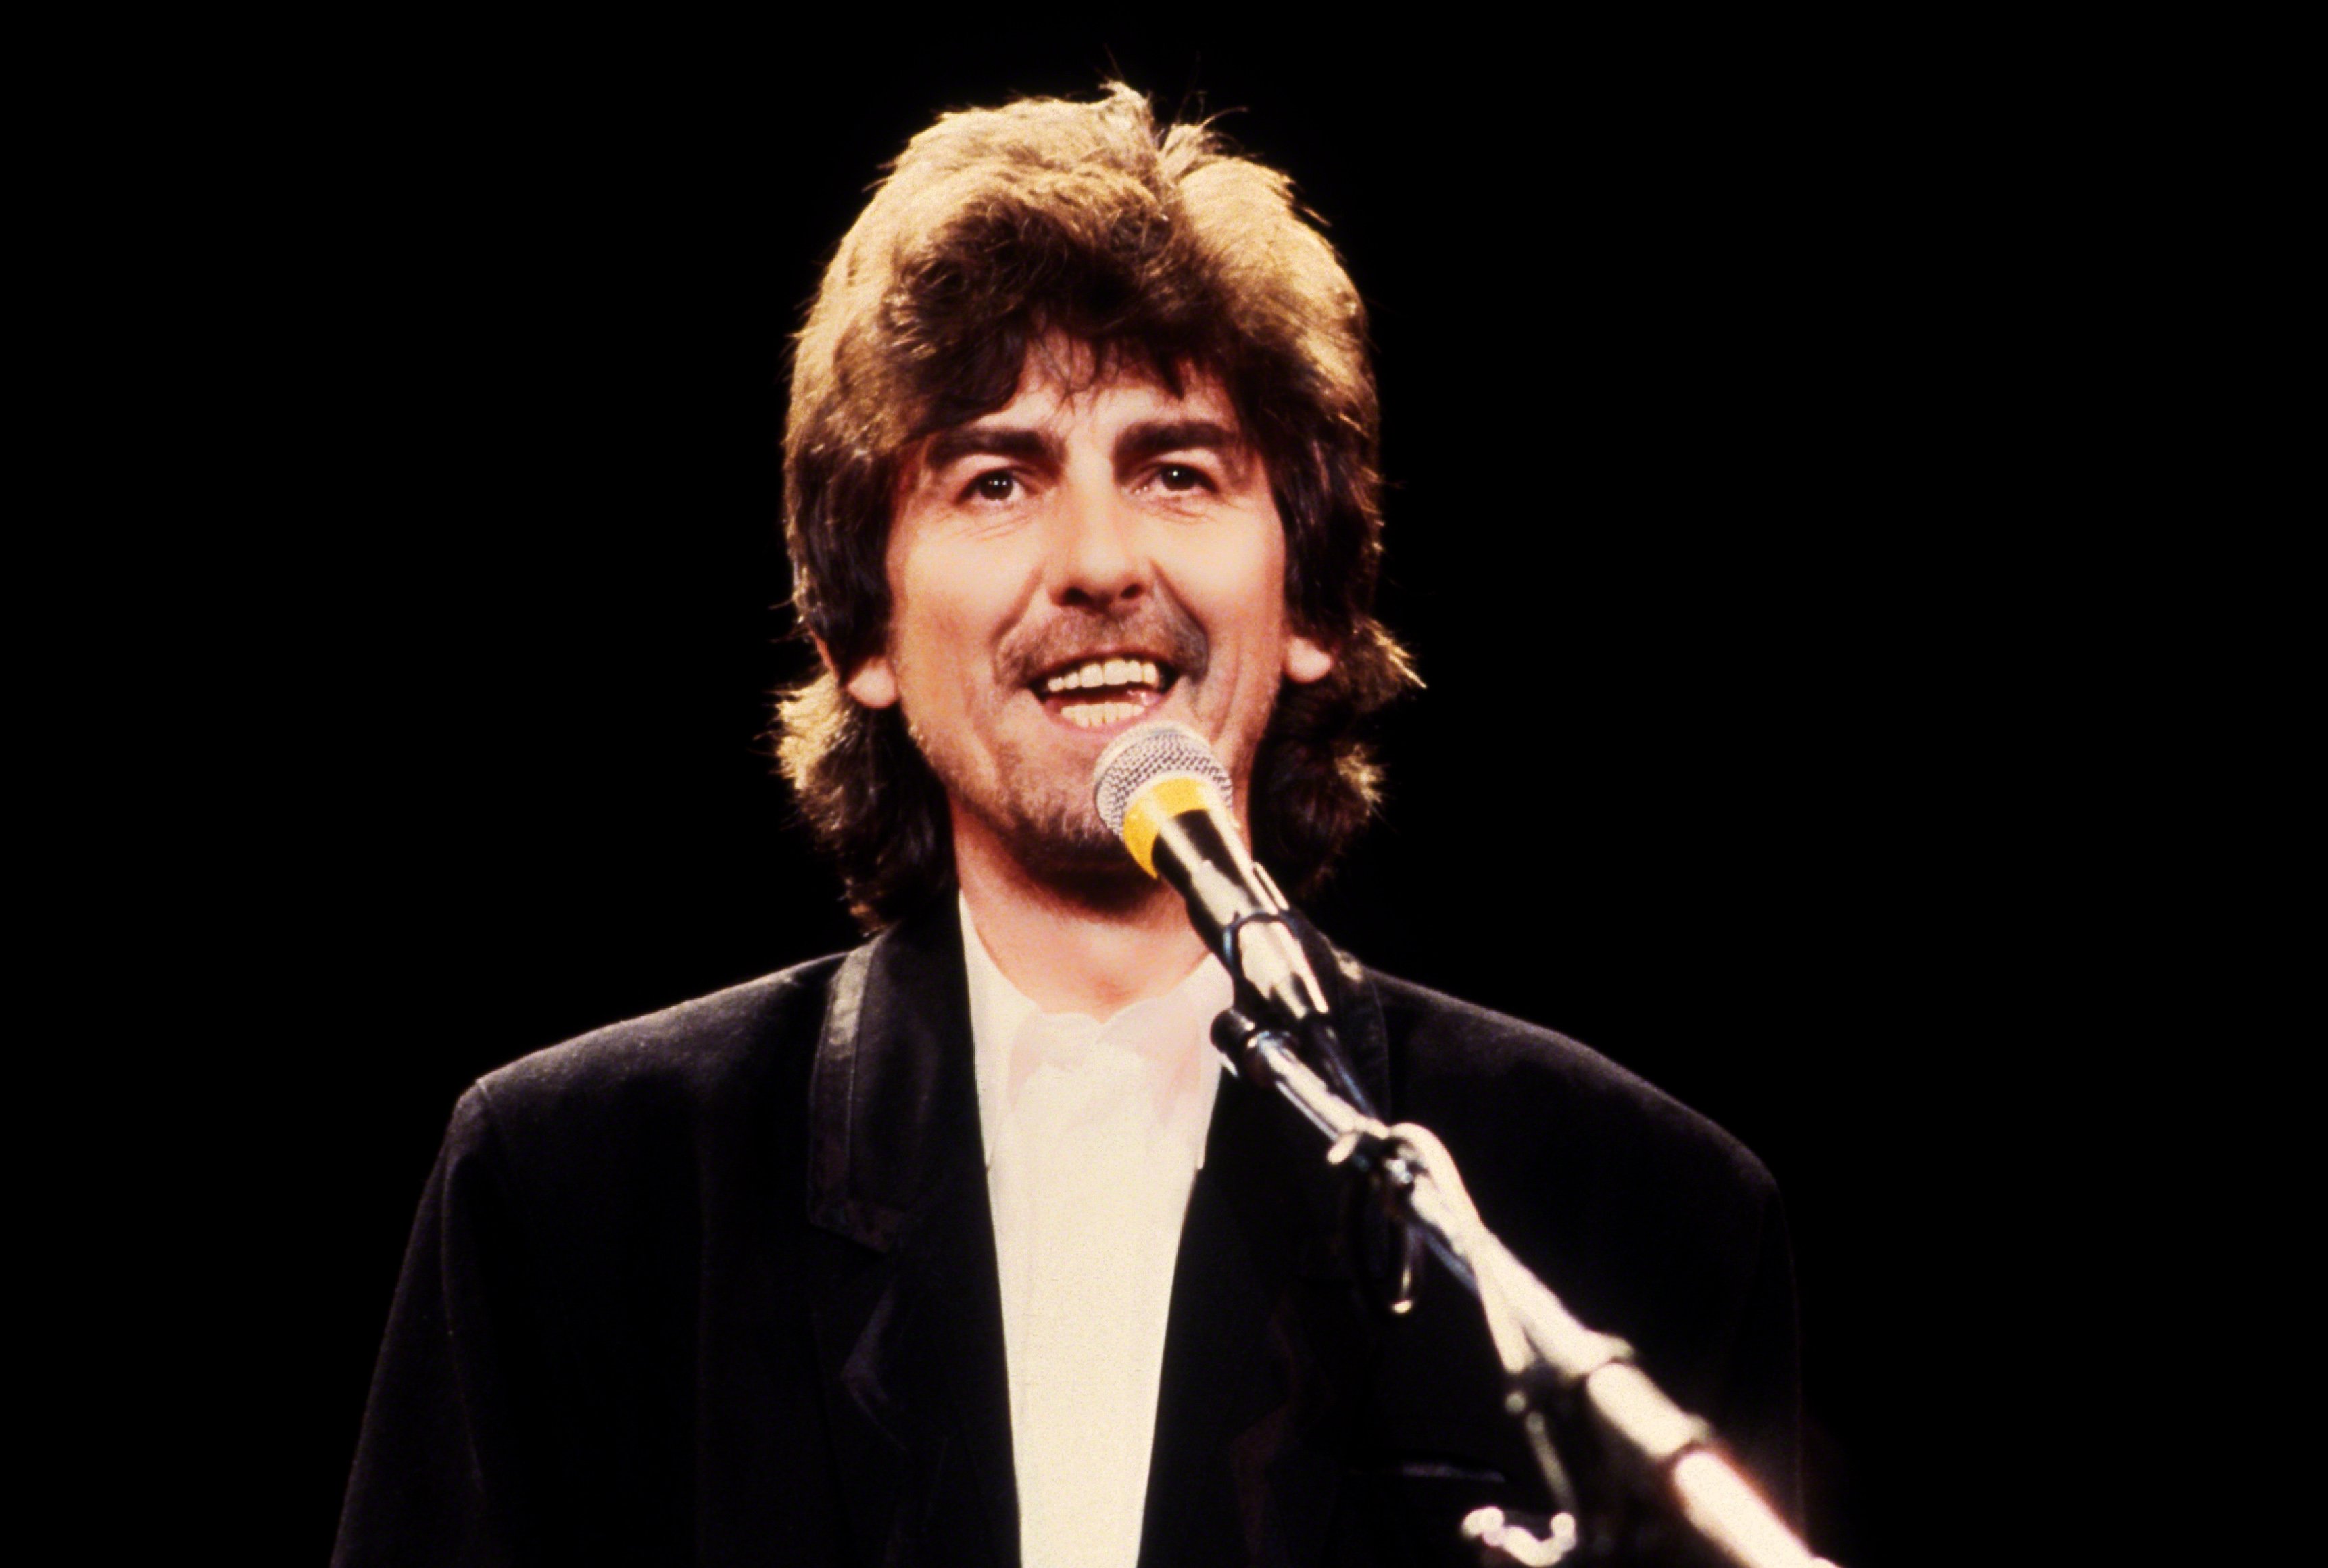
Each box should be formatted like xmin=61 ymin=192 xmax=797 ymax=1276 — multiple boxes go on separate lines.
xmin=844 ymin=654 xmax=899 ymax=709
xmin=817 ymin=634 xmax=900 ymax=709
xmin=1283 ymin=632 xmax=1335 ymax=685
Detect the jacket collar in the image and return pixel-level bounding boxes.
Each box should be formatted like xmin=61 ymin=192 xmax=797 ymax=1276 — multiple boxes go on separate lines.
xmin=803 ymin=899 xmax=1390 ymax=1568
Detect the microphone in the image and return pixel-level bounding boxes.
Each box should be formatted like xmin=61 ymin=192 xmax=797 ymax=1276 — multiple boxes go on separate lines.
xmin=1091 ymin=721 xmax=1334 ymax=1036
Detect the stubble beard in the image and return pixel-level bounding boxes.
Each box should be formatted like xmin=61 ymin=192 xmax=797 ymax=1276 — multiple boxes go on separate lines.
xmin=902 ymin=703 xmax=1136 ymax=883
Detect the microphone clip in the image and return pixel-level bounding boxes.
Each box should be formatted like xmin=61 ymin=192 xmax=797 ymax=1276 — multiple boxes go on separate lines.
xmin=1215 ymin=906 xmax=1297 ymax=989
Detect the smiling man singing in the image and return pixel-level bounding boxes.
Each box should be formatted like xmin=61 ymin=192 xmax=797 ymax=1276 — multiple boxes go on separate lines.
xmin=337 ymin=85 xmax=1803 ymax=1568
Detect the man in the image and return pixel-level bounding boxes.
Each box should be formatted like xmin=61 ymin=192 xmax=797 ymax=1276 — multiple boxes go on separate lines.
xmin=337 ymin=85 xmax=1799 ymax=1567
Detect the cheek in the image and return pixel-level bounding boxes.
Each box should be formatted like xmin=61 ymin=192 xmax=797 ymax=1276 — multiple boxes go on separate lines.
xmin=1180 ymin=515 xmax=1290 ymax=623
xmin=1236 ymin=526 xmax=1295 ymax=647
xmin=886 ymin=526 xmax=952 ymax=637
xmin=888 ymin=540 xmax=1017 ymax=687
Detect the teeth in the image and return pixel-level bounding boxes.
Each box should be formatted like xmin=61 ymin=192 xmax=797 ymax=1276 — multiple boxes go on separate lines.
xmin=1060 ymin=700 xmax=1142 ymax=729
xmin=1040 ymin=658 xmax=1167 ymax=698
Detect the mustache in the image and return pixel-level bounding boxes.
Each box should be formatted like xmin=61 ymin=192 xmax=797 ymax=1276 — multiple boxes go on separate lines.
xmin=996 ymin=602 xmax=1210 ymax=689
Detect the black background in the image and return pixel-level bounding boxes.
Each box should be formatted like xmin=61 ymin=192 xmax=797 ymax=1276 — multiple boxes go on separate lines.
xmin=204 ymin=24 xmax=2093 ymax=1567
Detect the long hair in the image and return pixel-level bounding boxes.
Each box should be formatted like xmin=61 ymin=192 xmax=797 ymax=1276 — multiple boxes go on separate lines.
xmin=778 ymin=84 xmax=1415 ymax=928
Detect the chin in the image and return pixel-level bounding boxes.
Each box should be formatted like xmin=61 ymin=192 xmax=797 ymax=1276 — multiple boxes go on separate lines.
xmin=936 ymin=738 xmax=1169 ymax=893
xmin=1025 ymin=799 xmax=1171 ymax=890
xmin=1012 ymin=806 xmax=1136 ymax=876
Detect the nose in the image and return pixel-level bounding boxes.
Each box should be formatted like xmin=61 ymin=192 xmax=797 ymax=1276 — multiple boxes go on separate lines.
xmin=1044 ymin=480 xmax=1148 ymax=610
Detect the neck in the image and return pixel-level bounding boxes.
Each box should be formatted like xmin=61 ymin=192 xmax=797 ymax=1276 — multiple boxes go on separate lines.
xmin=951 ymin=814 xmax=1210 ymax=1019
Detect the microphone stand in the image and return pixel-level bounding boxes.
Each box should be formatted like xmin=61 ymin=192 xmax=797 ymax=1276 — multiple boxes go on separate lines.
xmin=1210 ymin=1005 xmax=1836 ymax=1568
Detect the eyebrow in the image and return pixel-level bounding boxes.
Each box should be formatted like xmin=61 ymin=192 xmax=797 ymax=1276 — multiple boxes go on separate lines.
xmin=919 ymin=415 xmax=1247 ymax=477
xmin=1113 ymin=418 xmax=1243 ymax=468
xmin=923 ymin=424 xmax=1059 ymax=471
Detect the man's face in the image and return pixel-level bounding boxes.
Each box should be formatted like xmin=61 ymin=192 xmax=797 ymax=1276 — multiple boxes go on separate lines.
xmin=842 ymin=347 xmax=1334 ymax=877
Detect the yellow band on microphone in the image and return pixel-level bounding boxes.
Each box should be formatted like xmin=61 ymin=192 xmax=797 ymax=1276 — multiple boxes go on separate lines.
xmin=1121 ymin=774 xmax=1219 ymax=877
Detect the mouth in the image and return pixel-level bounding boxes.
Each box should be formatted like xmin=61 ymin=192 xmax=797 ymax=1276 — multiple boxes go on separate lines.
xmin=1031 ymin=652 xmax=1180 ymax=731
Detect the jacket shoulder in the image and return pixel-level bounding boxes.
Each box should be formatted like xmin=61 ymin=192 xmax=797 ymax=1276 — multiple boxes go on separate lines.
xmin=459 ymin=951 xmax=852 ymax=1164
xmin=1361 ymin=967 xmax=1776 ymax=1203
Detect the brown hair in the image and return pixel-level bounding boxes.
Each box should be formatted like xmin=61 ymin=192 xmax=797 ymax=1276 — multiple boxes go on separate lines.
xmin=778 ymin=84 xmax=1416 ymax=927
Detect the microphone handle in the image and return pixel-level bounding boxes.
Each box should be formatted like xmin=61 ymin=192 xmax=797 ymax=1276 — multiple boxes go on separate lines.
xmin=1146 ymin=808 xmax=1270 ymax=948
xmin=1147 ymin=807 xmax=1328 ymax=1023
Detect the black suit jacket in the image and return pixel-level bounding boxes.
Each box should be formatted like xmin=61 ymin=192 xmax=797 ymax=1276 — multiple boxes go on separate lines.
xmin=335 ymin=904 xmax=1799 ymax=1566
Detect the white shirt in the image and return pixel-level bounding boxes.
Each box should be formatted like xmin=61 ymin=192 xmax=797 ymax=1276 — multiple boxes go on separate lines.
xmin=960 ymin=894 xmax=1230 ymax=1568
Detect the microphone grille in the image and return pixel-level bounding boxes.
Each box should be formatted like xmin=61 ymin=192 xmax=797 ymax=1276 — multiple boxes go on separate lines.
xmin=1092 ymin=722 xmax=1235 ymax=837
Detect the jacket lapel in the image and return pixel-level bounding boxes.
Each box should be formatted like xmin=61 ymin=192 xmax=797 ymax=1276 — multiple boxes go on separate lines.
xmin=804 ymin=907 xmax=1019 ymax=1568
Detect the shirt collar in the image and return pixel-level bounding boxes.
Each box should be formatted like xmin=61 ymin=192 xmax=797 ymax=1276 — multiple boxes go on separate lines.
xmin=960 ymin=891 xmax=1230 ymax=1171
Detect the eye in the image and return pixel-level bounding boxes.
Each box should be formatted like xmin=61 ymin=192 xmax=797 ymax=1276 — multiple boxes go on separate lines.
xmin=1153 ymin=463 xmax=1213 ymax=493
xmin=967 ymin=470 xmax=1021 ymax=502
